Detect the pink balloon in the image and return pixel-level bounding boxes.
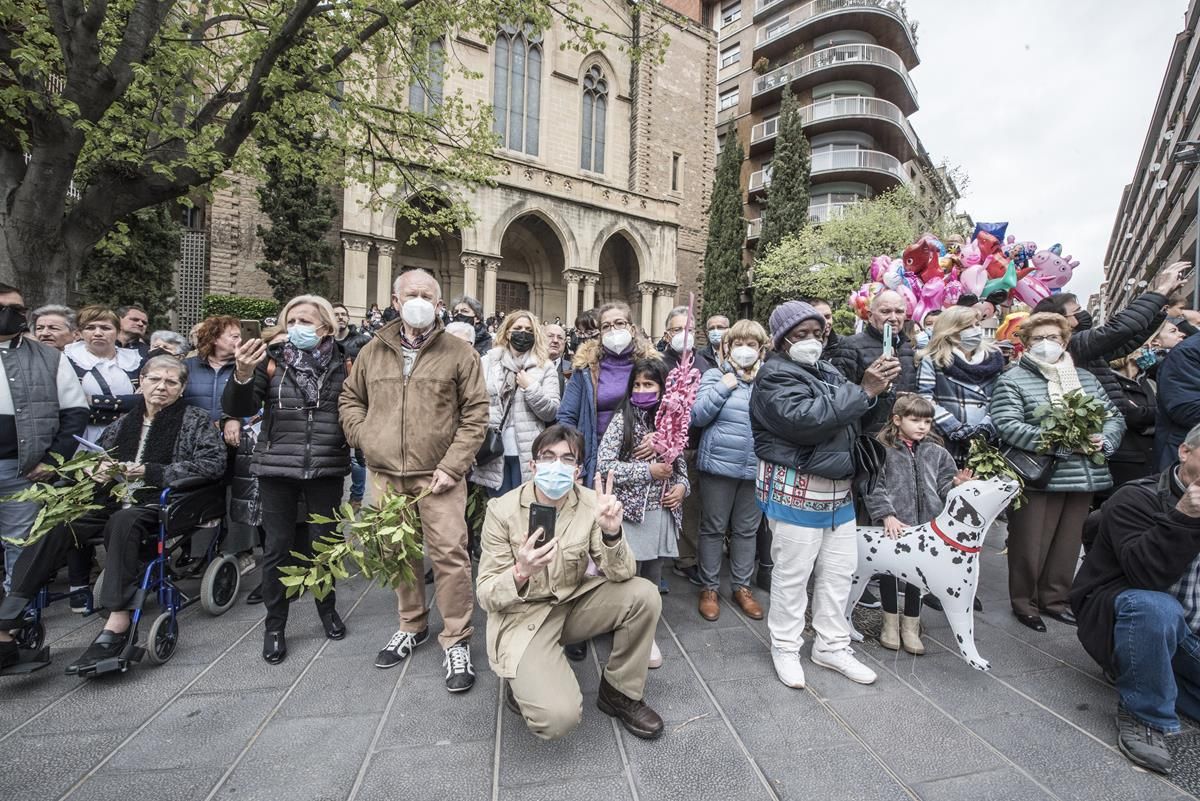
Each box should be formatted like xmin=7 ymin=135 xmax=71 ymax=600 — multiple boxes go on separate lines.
xmin=943 ymin=279 xmax=964 ymax=307
xmin=960 ymin=264 xmax=988 ymax=296
xmin=896 ymin=282 xmax=918 ymax=318
xmin=869 ymin=255 xmax=891 ymax=283
xmin=1014 ymin=274 xmax=1052 ymax=307
xmin=960 ymin=240 xmax=982 ymax=267
xmin=921 ymin=274 xmax=946 ymax=310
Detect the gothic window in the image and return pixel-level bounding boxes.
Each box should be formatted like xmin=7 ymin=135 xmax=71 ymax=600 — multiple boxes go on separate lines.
xmin=408 ymin=38 xmax=445 ymax=113
xmin=493 ymin=24 xmax=542 ymax=155
xmin=580 ymin=65 xmax=608 ymax=172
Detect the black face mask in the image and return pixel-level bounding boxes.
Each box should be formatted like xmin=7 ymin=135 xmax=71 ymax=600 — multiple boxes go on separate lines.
xmin=453 ymin=314 xmax=475 ymax=326
xmin=1073 ymin=310 xmax=1093 ymax=332
xmin=509 ymin=330 xmax=535 ymax=353
xmin=0 ymin=305 xmax=28 ymax=337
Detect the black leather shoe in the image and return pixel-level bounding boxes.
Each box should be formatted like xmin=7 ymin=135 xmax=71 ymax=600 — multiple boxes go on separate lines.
xmin=246 ymin=584 xmax=263 ymax=605
xmin=597 ymin=676 xmax=664 ymax=739
xmin=0 ymin=640 xmax=19 ymax=669
xmin=263 ymin=630 xmax=287 ymax=664
xmin=66 ymin=628 xmax=129 ymax=675
xmin=564 ymin=642 xmax=587 ymax=662
xmin=424 ymin=568 xmax=434 ymax=585
xmin=320 ymin=610 xmax=347 ymax=640
xmin=1014 ymin=613 xmax=1047 ymax=632
xmin=1044 ymin=609 xmax=1077 ymax=627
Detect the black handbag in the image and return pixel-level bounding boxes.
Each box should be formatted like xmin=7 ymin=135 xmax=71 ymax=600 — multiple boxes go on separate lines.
xmin=476 ymin=384 xmax=516 ymax=466
xmin=1000 ymin=444 xmax=1056 ymax=490
xmin=851 ymin=434 xmax=888 ymax=496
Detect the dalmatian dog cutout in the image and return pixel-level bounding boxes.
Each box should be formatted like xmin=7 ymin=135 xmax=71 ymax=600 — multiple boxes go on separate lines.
xmin=845 ymin=476 xmax=1020 ymax=671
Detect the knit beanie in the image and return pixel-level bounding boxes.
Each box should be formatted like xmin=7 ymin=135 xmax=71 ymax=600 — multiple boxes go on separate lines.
xmin=769 ymin=301 xmax=825 ymax=351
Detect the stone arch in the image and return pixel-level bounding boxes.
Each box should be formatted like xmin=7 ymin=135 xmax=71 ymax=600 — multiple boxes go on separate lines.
xmin=578 ymin=51 xmax=623 ymax=100
xmin=596 ymin=229 xmax=644 ymax=325
xmin=389 ymin=189 xmax=465 ymax=301
xmin=591 ymin=221 xmax=652 ymax=278
xmin=489 ymin=201 xmax=580 ymax=268
xmin=497 ymin=212 xmax=569 ymax=322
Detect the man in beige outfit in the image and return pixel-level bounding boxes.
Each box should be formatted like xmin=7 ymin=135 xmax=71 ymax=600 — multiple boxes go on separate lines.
xmin=340 ymin=269 xmax=489 ymax=692
xmin=477 ymin=424 xmax=665 ymax=740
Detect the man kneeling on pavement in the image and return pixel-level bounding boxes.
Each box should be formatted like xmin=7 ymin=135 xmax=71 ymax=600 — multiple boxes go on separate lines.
xmin=1072 ymin=421 xmax=1200 ymax=775
xmin=476 ymin=424 xmax=665 ymax=741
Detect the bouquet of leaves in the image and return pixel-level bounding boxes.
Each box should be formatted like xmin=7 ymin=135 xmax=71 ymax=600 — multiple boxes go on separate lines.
xmin=1033 ymin=390 xmax=1109 ymax=465
xmin=0 ymin=451 xmax=125 ymax=547
xmin=279 ymin=489 xmax=429 ymax=601
xmin=966 ymin=436 xmax=1026 ymax=509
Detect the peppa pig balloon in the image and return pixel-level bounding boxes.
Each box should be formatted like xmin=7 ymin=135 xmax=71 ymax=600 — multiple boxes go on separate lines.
xmin=1014 ymin=273 xmax=1052 ymax=307
xmin=960 ymin=239 xmax=982 ymax=267
xmin=1031 ymin=244 xmax=1079 ymax=290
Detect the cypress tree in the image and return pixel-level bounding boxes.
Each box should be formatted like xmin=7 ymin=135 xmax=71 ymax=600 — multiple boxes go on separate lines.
xmin=701 ymin=130 xmax=745 ymax=322
xmin=79 ymin=203 xmax=182 ymax=327
xmin=757 ymin=85 xmax=811 ymax=255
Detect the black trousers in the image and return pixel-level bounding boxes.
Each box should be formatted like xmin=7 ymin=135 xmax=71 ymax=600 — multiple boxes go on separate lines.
xmin=258 ymin=476 xmax=341 ymax=632
xmin=879 ymin=574 xmax=923 ymax=616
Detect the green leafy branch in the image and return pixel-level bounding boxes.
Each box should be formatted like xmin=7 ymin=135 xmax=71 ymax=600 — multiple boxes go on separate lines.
xmin=1033 ymin=391 xmax=1110 ymax=466
xmin=966 ymin=437 xmax=1025 ymax=509
xmin=280 ymin=489 xmax=431 ymax=601
xmin=0 ymin=450 xmax=126 ymax=547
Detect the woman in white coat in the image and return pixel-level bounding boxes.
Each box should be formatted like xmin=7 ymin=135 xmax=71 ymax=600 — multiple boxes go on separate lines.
xmin=474 ymin=310 xmax=562 ymax=496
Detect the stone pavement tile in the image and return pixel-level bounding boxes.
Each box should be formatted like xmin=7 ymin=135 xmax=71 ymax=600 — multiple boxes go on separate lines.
xmin=966 ymin=710 xmax=1183 ymax=801
xmin=185 ymin=629 xmax=328 ymax=693
xmin=146 ymin=606 xmax=265 ymax=666
xmin=102 ymin=688 xmax=281 ymax=771
xmin=827 ymin=690 xmax=1006 ymax=784
xmin=69 ymin=767 xmax=225 ymax=801
xmin=497 ymin=774 xmax=632 ymax=801
xmin=865 ymin=650 xmax=1042 ymax=724
xmin=1030 ymin=630 xmax=1109 ymax=676
xmin=214 ymin=713 xmax=377 ymax=801
xmin=378 ymin=671 xmax=499 ymax=749
xmin=911 ymin=766 xmax=1055 ymax=801
xmin=0 ymin=696 xmax=54 ymax=736
xmin=354 ymin=739 xmax=492 ymax=801
xmin=800 ymin=645 xmax=910 ymax=702
xmin=622 ymin=717 xmax=772 ymax=801
xmin=499 ymin=692 xmax=622 ymax=787
xmin=707 ymin=675 xmax=862 ymax=756
xmin=673 ymin=625 xmax=777 ymax=684
xmin=923 ymin=621 xmax=1062 ymax=678
xmin=754 ymin=743 xmax=913 ymax=801
xmin=6 ymin=729 xmax=128 ymax=800
xmin=998 ymin=665 xmax=1120 ymax=741
xmin=659 ymin=583 xmax=744 ymax=632
xmin=277 ymin=652 xmax=404 ymax=719
xmin=638 ymin=634 xmax=719 ymax=725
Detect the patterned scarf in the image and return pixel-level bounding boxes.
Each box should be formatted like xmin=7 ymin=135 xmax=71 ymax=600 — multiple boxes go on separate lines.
xmin=1024 ymin=350 xmax=1083 ymax=403
xmin=281 ymin=337 xmax=335 ymax=406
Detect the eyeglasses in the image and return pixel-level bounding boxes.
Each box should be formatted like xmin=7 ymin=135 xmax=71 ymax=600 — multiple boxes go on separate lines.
xmin=535 ymin=453 xmax=579 ymax=466
xmin=1029 ymin=335 xmax=1065 ymax=344
xmin=599 ymin=320 xmax=630 ymax=333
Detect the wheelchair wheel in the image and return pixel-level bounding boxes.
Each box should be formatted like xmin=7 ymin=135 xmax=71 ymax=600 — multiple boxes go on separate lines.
xmin=200 ymin=554 xmax=240 ymax=616
xmin=145 ymin=612 xmax=178 ymax=665
xmin=14 ymin=620 xmax=44 ymax=651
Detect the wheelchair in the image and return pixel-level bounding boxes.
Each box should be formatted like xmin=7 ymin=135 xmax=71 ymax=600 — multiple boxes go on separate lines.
xmin=5 ymin=478 xmax=236 ymax=676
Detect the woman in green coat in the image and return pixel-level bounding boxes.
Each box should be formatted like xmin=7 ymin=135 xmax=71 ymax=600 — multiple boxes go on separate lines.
xmin=990 ymin=312 xmax=1125 ymax=633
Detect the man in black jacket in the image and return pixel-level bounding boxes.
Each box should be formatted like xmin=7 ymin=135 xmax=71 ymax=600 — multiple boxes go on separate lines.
xmin=1070 ymin=422 xmax=1200 ymax=775
xmin=826 ymin=289 xmax=913 ymax=436
xmin=332 ymin=303 xmax=373 ymax=361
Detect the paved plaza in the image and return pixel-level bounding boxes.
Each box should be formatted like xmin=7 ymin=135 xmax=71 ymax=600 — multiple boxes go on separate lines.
xmin=3 ymin=529 xmax=1199 ymax=801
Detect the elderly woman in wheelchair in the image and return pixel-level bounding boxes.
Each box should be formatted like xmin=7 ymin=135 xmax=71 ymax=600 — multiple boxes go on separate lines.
xmin=0 ymin=355 xmax=226 ymax=675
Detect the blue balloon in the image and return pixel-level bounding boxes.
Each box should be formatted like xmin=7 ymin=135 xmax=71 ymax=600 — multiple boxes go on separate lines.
xmin=973 ymin=221 xmax=1009 ymax=243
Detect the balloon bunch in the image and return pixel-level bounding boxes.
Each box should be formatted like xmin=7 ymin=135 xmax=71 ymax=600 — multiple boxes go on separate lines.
xmin=847 ymin=221 xmax=1078 ymax=324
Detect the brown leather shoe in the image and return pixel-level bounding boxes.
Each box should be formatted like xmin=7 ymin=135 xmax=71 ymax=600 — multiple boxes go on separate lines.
xmin=698 ymin=589 xmax=720 ymax=621
xmin=733 ymin=587 xmax=764 ymax=620
xmin=597 ymin=677 xmax=664 ymax=739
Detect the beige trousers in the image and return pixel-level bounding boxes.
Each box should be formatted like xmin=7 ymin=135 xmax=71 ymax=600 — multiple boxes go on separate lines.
xmin=509 ymin=577 xmax=661 ymax=740
xmin=372 ymin=473 xmax=474 ymax=649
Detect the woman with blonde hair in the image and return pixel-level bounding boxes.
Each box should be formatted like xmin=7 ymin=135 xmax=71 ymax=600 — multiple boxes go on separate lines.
xmin=66 ymin=305 xmax=144 ymax=441
xmin=690 ymin=318 xmax=769 ymax=622
xmin=916 ymin=305 xmax=1004 ymax=464
xmin=223 ymin=294 xmax=350 ymax=663
xmin=473 ymin=309 xmax=561 ymax=496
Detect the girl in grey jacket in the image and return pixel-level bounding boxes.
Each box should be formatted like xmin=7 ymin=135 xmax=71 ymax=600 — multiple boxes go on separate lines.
xmin=863 ymin=395 xmax=970 ymax=654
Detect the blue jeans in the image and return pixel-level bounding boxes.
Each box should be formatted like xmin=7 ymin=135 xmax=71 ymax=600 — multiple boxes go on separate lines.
xmin=349 ymin=450 xmax=366 ymax=502
xmin=1113 ymin=589 xmax=1200 ymax=732
xmin=0 ymin=459 xmax=38 ymax=593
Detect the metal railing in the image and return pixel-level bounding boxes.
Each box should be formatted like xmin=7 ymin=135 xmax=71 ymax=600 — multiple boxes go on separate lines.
xmin=808 ymin=201 xmax=857 ymax=223
xmin=752 ymin=43 xmax=917 ymax=102
xmin=747 ymin=218 xmax=763 ymax=239
xmin=810 ymin=148 xmax=907 ymax=181
xmin=756 ymin=0 xmax=911 ymax=42
xmin=749 ymin=96 xmax=917 ymax=149
xmin=749 ymin=167 xmax=772 ymax=192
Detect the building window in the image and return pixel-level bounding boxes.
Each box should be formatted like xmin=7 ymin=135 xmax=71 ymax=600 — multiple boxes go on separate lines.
xmin=719 ymin=43 xmax=741 ymax=70
xmin=493 ymin=23 xmax=543 ymax=155
xmin=408 ymin=38 xmax=445 ymax=113
xmin=720 ymin=0 xmax=741 ymax=28
xmin=764 ymin=16 xmax=790 ymax=42
xmin=671 ymin=153 xmax=682 ymax=192
xmin=580 ymin=65 xmax=608 ymax=173
xmin=719 ymin=87 xmax=739 ymax=112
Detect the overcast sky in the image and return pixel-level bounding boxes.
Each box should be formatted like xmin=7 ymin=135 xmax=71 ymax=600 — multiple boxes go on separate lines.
xmin=907 ymin=0 xmax=1188 ymax=301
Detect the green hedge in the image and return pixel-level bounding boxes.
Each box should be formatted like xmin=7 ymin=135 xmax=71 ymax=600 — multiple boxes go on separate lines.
xmin=202 ymin=294 xmax=280 ymax=321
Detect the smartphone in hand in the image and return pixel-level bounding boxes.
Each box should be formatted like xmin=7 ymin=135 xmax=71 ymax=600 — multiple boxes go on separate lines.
xmin=529 ymin=503 xmax=558 ymax=548
xmin=881 ymin=323 xmax=894 ymax=359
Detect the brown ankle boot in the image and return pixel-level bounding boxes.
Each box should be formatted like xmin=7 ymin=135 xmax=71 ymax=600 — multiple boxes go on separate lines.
xmin=597 ymin=677 xmax=664 ymax=739
xmin=732 ymin=587 xmax=764 ymax=620
xmin=698 ymin=590 xmax=720 ymax=621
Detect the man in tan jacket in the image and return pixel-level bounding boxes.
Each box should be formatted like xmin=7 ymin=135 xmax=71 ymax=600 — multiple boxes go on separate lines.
xmin=340 ymin=269 xmax=489 ymax=692
xmin=477 ymin=424 xmax=665 ymax=740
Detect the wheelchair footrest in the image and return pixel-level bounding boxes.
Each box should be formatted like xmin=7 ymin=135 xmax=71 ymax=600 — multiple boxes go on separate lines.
xmin=0 ymin=647 xmax=51 ymax=675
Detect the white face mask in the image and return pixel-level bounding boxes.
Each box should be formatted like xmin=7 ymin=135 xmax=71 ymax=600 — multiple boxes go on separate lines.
xmin=730 ymin=345 xmax=760 ymax=369
xmin=788 ymin=338 xmax=823 ymax=366
xmin=670 ymin=331 xmax=693 ymax=354
xmin=401 ymin=297 xmax=436 ymax=330
xmin=1030 ymin=340 xmax=1064 ymax=363
xmin=959 ymin=327 xmax=984 ymax=351
xmin=708 ymin=329 xmax=725 ymax=346
xmin=602 ymin=329 xmax=632 ymax=354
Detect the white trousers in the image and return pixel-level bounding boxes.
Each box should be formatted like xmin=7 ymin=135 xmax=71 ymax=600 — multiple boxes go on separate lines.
xmin=767 ymin=517 xmax=858 ymax=656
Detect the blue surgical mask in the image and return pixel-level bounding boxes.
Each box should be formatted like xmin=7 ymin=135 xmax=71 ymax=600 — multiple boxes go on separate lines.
xmin=288 ymin=324 xmax=320 ymax=351
xmin=534 ymin=460 xmax=576 ymax=500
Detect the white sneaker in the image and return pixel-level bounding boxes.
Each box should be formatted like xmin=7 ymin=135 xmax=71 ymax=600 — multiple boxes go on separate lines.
xmin=812 ymin=647 xmax=877 ymax=685
xmin=237 ymin=553 xmax=256 ymax=576
xmin=771 ymin=647 xmax=806 ymax=689
xmin=648 ymin=639 xmax=663 ymax=669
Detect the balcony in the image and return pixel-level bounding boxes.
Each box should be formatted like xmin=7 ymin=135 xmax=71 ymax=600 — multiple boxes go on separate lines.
xmin=811 ymin=148 xmax=907 ymax=192
xmin=748 ymin=167 xmax=772 ymax=197
xmin=808 ymin=200 xmax=857 ymax=223
xmin=753 ymin=0 xmax=918 ymax=67
xmin=746 ymin=218 xmax=763 ymax=241
xmin=751 ymin=43 xmax=918 ymax=114
xmin=748 ymin=96 xmax=918 ymax=159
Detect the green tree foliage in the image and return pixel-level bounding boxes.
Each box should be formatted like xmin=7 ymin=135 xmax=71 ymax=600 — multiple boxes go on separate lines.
xmin=256 ymin=143 xmax=338 ymax=303
xmin=202 ymin=295 xmax=279 ymax=321
xmin=78 ymin=203 xmax=181 ymax=327
xmin=700 ymin=131 xmax=745 ymax=322
xmin=757 ymin=85 xmax=810 ymax=255
xmin=752 ymin=185 xmax=969 ymax=324
xmin=0 ymin=0 xmax=668 ymax=303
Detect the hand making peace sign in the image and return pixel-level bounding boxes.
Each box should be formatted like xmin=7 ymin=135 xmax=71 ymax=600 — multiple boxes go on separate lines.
xmin=594 ymin=470 xmax=624 ymax=536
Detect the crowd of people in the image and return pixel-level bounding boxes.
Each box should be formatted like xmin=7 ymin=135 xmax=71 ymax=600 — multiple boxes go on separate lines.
xmin=0 ymin=261 xmax=1198 ymax=769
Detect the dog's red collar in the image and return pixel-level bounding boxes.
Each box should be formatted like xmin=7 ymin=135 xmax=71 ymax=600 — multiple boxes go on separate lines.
xmin=930 ymin=519 xmax=981 ymax=554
